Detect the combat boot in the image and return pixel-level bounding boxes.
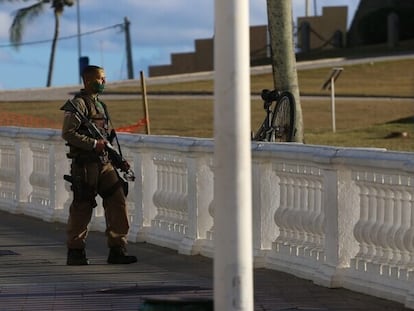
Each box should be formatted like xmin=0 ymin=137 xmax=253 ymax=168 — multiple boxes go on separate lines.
xmin=67 ymin=248 xmax=89 ymax=265
xmin=107 ymin=246 xmax=137 ymax=264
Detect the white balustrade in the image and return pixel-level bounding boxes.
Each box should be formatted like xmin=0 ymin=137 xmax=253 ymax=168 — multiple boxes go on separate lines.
xmin=2 ymin=127 xmax=414 ymax=308
xmin=266 ymin=161 xmax=326 ymax=281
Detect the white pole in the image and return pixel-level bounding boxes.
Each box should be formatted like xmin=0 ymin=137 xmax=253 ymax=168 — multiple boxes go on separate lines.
xmin=213 ymin=0 xmax=253 ymax=310
xmin=331 ymin=77 xmax=336 ymax=133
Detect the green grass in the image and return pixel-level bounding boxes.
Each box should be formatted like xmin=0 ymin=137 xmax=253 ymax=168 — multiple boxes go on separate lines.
xmin=108 ymin=59 xmax=414 ymax=97
xmin=1 ymin=57 xmax=414 ymax=152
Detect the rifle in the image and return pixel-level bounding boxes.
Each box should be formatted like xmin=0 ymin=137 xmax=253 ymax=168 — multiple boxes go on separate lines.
xmin=64 ymin=99 xmax=135 ymax=182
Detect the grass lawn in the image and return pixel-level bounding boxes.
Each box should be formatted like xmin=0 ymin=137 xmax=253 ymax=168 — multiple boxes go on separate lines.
xmin=0 ymin=57 xmax=413 ymax=152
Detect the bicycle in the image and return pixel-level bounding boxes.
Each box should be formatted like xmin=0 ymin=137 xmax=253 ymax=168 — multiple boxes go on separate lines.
xmin=251 ymin=89 xmax=296 ymax=142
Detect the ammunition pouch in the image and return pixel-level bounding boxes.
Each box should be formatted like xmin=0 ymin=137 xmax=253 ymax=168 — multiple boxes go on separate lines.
xmin=63 ymin=166 xmax=98 ymax=208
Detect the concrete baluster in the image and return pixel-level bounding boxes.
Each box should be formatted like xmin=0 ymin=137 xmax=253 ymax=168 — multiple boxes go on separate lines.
xmin=380 ymin=188 xmax=396 ymax=265
xmin=363 ymin=185 xmax=377 ymax=262
xmin=313 ymin=179 xmax=324 ymax=255
xmin=371 ymin=186 xmax=385 ymax=263
xmin=274 ymin=173 xmax=289 ymax=246
xmin=353 ymin=182 xmax=369 ymax=264
xmin=402 ymin=191 xmax=414 ymax=267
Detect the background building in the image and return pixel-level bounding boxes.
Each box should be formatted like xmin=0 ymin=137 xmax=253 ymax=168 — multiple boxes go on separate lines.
xmin=148 ymin=0 xmax=414 ymax=77
xmin=149 ymin=25 xmax=268 ymax=77
xmin=347 ymin=0 xmax=414 ymax=47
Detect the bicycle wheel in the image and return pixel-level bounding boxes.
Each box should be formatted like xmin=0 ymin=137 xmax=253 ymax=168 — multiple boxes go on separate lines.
xmin=271 ymin=91 xmax=295 ymax=142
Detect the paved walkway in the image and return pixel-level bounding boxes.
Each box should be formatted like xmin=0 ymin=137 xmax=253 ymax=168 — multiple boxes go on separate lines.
xmin=0 ymin=210 xmax=411 ymax=311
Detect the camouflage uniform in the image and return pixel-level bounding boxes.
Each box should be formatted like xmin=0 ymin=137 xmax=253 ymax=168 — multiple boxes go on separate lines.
xmin=61 ymin=91 xmax=130 ymax=251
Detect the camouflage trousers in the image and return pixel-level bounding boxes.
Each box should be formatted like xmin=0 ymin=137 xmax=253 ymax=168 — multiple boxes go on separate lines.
xmin=66 ymin=161 xmax=130 ymax=249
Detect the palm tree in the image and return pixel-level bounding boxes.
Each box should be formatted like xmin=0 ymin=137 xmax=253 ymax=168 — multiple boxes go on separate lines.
xmin=2 ymin=0 xmax=75 ymax=87
xmin=266 ymin=0 xmax=304 ymax=142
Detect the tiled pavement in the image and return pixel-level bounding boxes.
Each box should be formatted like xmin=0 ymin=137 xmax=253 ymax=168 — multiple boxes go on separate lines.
xmin=0 ymin=210 xmax=410 ymax=311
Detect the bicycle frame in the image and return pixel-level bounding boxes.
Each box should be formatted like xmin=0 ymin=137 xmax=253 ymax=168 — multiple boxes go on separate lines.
xmin=252 ymin=89 xmax=295 ymax=142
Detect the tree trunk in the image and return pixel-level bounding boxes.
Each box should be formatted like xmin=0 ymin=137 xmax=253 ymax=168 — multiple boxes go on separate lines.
xmin=46 ymin=11 xmax=60 ymax=87
xmin=266 ymin=0 xmax=304 ymax=142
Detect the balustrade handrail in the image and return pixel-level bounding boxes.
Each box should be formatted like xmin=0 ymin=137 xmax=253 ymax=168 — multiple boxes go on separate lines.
xmin=0 ymin=126 xmax=414 ymax=309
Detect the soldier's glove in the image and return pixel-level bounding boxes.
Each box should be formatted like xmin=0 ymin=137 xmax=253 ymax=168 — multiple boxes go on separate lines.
xmin=120 ymin=160 xmax=130 ymax=172
xmin=95 ymin=139 xmax=106 ymax=153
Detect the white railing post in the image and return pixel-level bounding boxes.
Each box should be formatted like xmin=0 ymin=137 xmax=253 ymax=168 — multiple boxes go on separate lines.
xmin=251 ymin=158 xmax=279 ymax=266
xmin=53 ymin=140 xmax=70 ymax=223
xmin=179 ymin=155 xmax=214 ymax=255
xmin=0 ymin=137 xmax=21 ymax=213
xmin=17 ymin=139 xmax=33 ymax=214
xmin=131 ymin=148 xmax=158 ymax=241
xmin=317 ymin=168 xmax=359 ymax=287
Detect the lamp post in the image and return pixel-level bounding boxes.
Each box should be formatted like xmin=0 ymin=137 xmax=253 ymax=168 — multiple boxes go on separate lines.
xmin=76 ymin=0 xmax=82 ymax=83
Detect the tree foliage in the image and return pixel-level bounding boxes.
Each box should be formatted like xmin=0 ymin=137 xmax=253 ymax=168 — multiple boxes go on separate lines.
xmin=2 ymin=0 xmax=75 ymax=87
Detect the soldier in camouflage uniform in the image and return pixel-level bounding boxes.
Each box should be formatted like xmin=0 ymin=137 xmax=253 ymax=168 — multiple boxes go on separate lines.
xmin=61 ymin=65 xmax=137 ymax=265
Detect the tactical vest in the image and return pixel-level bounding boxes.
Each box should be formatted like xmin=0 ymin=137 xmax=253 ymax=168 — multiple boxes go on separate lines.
xmin=74 ymin=93 xmax=109 ymax=139
xmin=62 ymin=92 xmax=110 ymax=161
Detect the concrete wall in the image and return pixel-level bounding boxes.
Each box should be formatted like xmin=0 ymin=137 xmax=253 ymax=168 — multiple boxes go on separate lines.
xmin=149 ymin=25 xmax=268 ymax=77
xmin=148 ymin=6 xmax=349 ymax=77
xmin=297 ymin=6 xmax=348 ymax=51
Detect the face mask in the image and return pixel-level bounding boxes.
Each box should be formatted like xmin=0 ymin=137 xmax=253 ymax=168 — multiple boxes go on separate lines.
xmin=92 ymin=81 xmax=105 ymax=94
